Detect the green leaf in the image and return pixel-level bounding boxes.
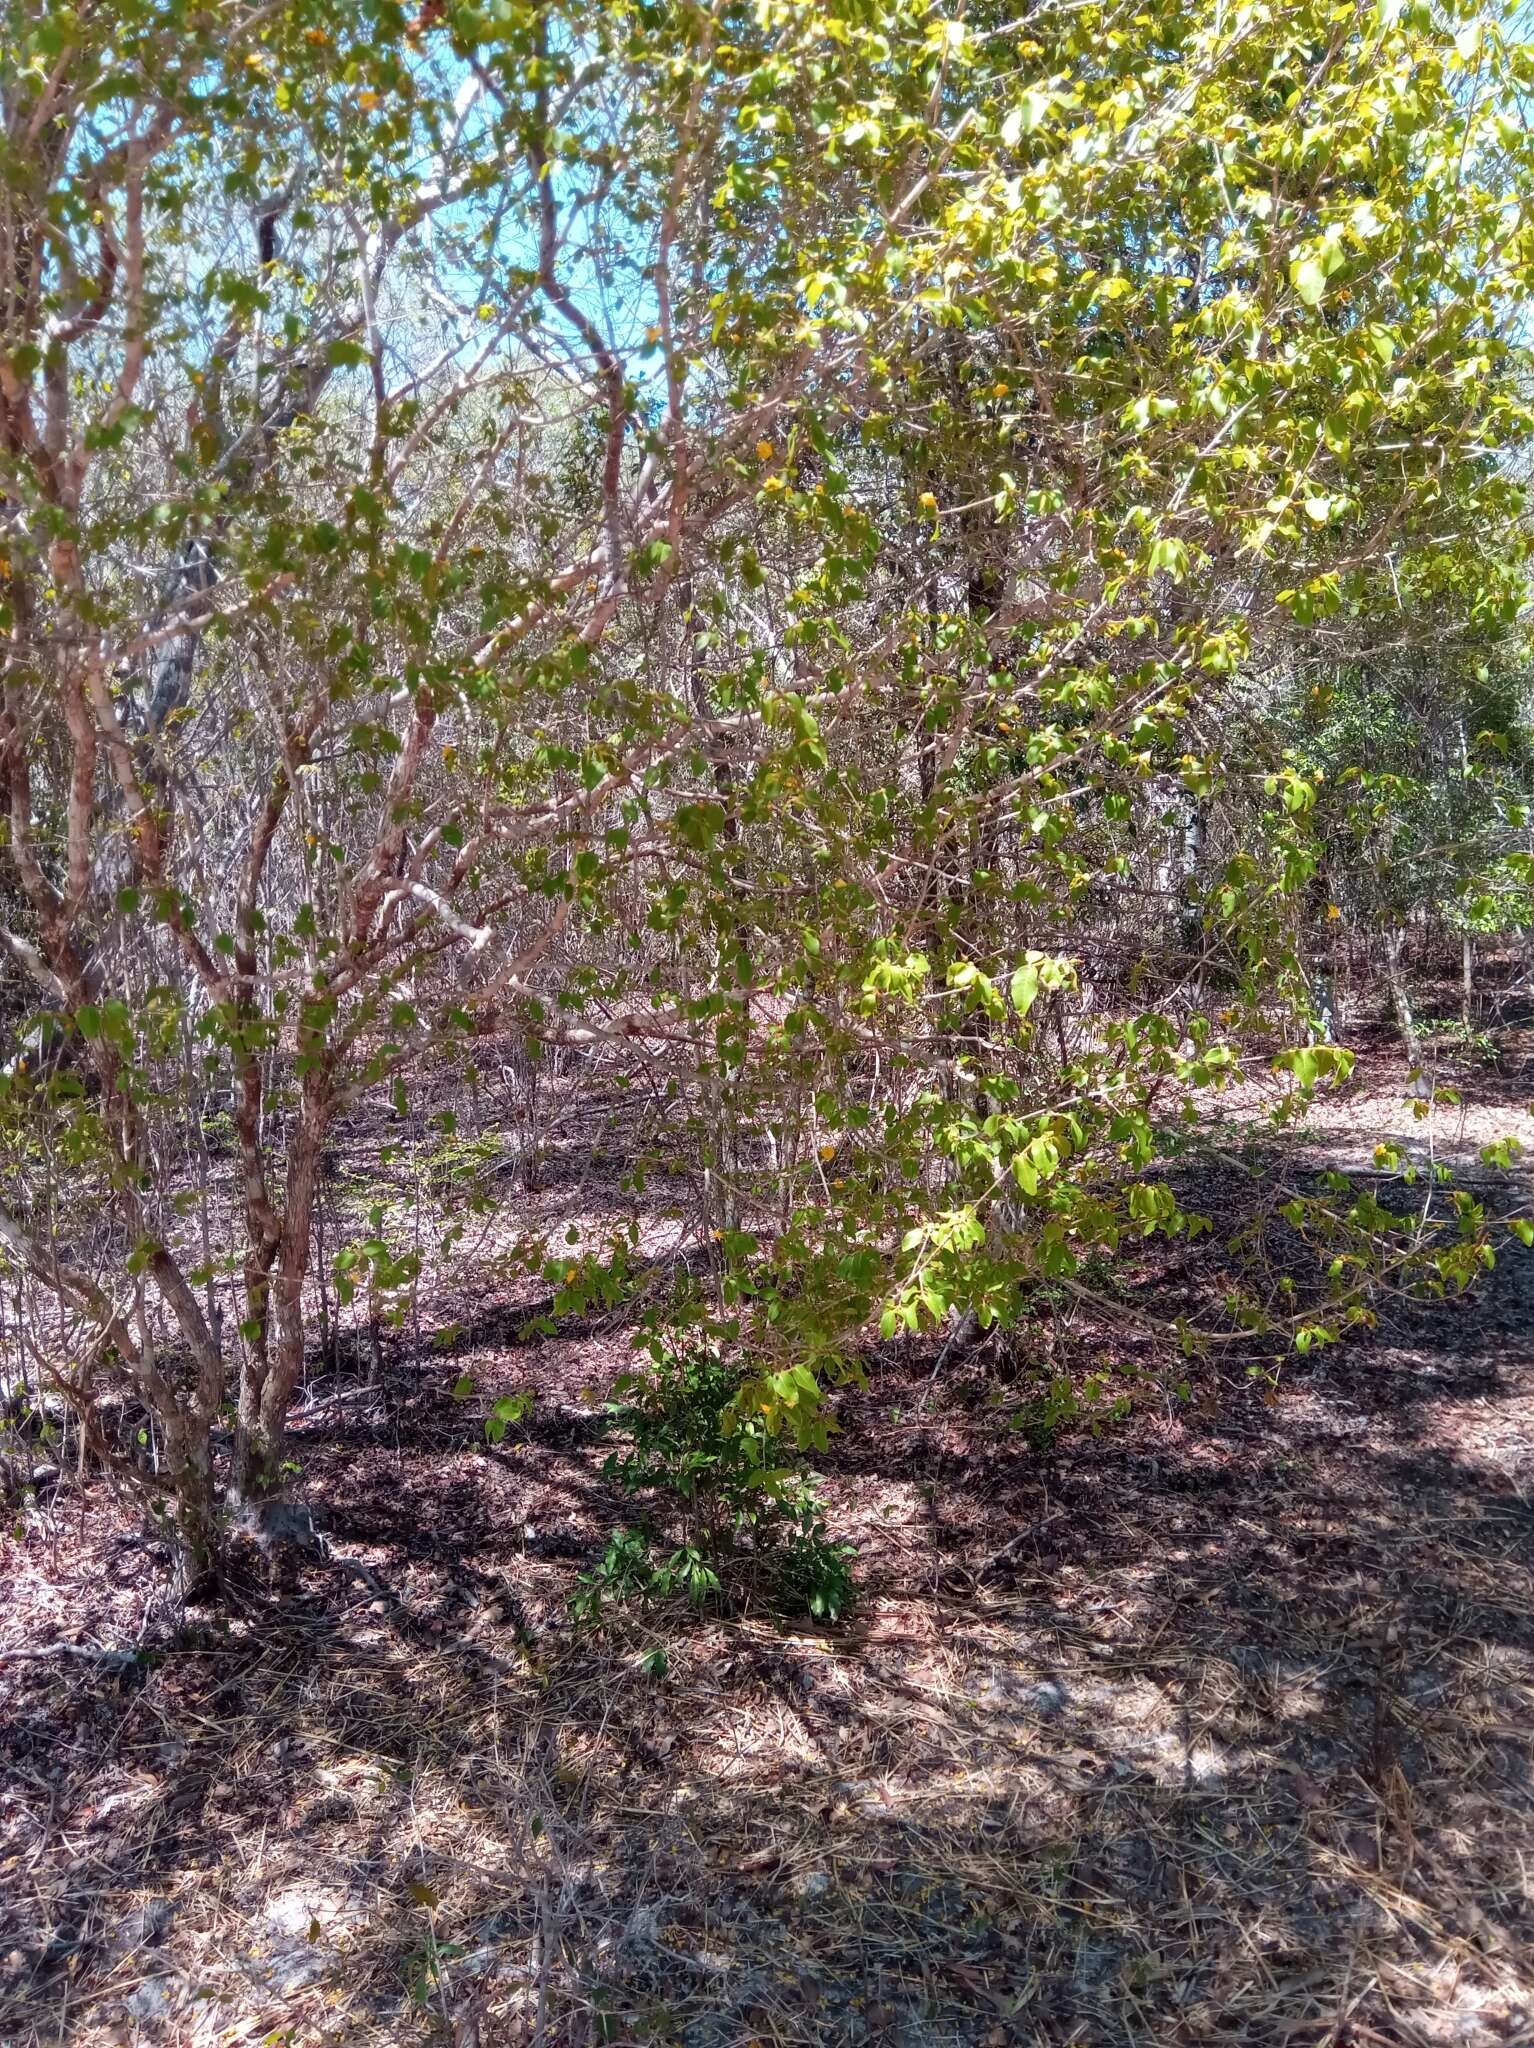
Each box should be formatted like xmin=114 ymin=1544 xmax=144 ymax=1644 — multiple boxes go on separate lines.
xmin=1001 ymin=91 xmax=1050 ymax=145
xmin=1147 ymin=536 xmax=1189 ymax=580
xmin=1010 ymin=960 xmax=1040 ymax=1017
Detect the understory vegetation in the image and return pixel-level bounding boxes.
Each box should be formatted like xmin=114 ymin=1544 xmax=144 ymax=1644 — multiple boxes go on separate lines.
xmin=3 ymin=0 xmax=1534 ymax=2041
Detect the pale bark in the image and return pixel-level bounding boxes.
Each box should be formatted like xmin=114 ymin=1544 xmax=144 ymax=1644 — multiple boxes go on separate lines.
xmin=1384 ymin=927 xmax=1419 ymax=1065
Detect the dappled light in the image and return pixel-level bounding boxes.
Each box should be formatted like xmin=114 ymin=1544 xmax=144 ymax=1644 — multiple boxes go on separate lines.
xmin=5 ymin=1084 xmax=1534 ymax=2043
xmin=6 ymin=0 xmax=1534 ymax=2040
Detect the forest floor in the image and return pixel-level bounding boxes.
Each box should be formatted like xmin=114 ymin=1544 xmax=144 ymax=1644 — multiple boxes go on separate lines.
xmin=3 ymin=1016 xmax=1534 ymax=2048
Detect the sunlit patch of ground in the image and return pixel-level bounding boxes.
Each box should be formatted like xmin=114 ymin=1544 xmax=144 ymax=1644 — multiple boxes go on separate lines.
xmin=4 ymin=1050 xmax=1534 ymax=2045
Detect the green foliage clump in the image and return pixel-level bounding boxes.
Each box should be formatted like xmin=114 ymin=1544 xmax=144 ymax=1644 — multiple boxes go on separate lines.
xmin=571 ymin=1342 xmax=855 ymax=1627
xmin=1417 ymin=1017 xmax=1503 ymax=1068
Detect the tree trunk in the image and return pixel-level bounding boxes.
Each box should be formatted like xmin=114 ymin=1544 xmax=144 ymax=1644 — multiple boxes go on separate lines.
xmin=233 ymin=1075 xmax=330 ymax=1499
xmin=1384 ymin=927 xmax=1419 ymax=1065
xmin=170 ymin=1427 xmax=220 ymax=1587
xmin=1461 ymin=933 xmax=1474 ymax=1028
xmin=1311 ymin=965 xmax=1335 ymax=1043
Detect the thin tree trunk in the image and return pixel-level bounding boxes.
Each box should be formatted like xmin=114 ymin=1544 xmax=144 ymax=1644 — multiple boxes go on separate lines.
xmin=314 ymin=1177 xmax=333 ymax=1374
xmin=1384 ymin=927 xmax=1419 ymax=1065
xmin=234 ymin=1073 xmax=330 ymax=1498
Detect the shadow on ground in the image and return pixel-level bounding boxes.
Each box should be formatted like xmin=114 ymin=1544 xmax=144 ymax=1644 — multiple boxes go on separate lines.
xmin=3 ymin=1179 xmax=1534 ymax=2047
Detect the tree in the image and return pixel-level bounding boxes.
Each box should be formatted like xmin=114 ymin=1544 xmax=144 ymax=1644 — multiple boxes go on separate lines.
xmin=2 ymin=0 xmax=1531 ymax=1579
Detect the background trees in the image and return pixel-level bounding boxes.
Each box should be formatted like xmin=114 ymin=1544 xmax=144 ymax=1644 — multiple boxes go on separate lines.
xmin=1 ymin=0 xmax=1532 ymax=1578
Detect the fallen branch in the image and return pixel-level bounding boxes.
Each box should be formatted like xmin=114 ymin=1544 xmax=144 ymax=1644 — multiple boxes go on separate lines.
xmin=1 ymin=1640 xmax=141 ymax=1671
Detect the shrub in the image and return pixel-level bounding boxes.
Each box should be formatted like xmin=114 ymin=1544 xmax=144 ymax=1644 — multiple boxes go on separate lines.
xmin=571 ymin=1342 xmax=855 ymax=1626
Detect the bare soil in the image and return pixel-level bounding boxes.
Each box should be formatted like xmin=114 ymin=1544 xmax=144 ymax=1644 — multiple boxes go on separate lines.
xmin=3 ymin=1026 xmax=1534 ymax=2047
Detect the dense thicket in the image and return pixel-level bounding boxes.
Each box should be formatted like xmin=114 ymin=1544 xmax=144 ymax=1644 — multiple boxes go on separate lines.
xmin=2 ymin=0 xmax=1533 ymax=1579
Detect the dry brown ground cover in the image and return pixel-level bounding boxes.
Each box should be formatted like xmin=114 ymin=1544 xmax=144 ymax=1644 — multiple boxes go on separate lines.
xmin=3 ymin=1022 xmax=1534 ymax=2048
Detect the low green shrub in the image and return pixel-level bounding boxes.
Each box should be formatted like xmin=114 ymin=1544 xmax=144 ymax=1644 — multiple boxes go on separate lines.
xmin=571 ymin=1341 xmax=855 ymax=1626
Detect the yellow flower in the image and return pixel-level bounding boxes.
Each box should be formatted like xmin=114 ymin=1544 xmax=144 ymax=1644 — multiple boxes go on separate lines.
xmin=818 ymin=1142 xmax=837 ymax=1160
xmin=1326 ymin=903 xmax=1342 ymax=920
xmin=756 ymin=440 xmax=775 ymax=460
xmin=919 ymin=491 xmax=937 ymax=511
xmin=993 ymin=381 xmax=1010 ymax=397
